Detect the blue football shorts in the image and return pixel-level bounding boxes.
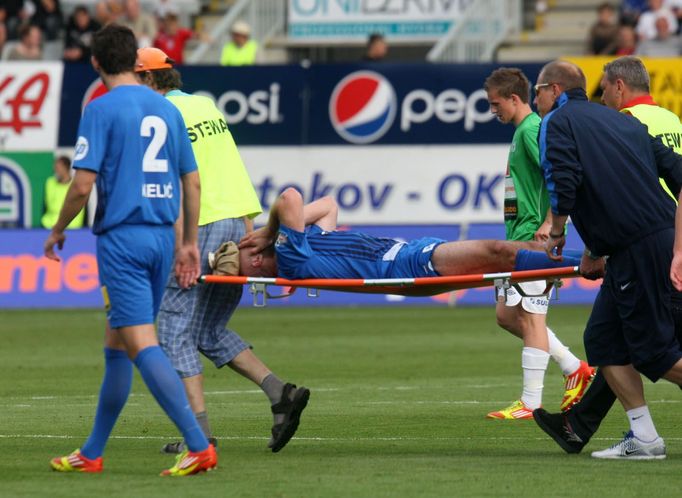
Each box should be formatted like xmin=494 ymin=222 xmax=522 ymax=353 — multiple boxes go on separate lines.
xmin=385 ymin=237 xmax=445 ymax=278
xmin=97 ymin=224 xmax=174 ymax=329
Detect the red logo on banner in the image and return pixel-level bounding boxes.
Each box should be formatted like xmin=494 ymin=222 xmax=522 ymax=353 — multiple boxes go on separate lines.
xmin=82 ymin=79 xmax=108 ymax=110
xmin=0 ymin=73 xmax=50 ymax=133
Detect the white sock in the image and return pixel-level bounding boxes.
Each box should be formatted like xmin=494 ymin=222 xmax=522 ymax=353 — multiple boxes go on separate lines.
xmin=547 ymin=327 xmax=581 ymax=375
xmin=521 ymin=347 xmax=550 ymax=409
xmin=627 ymin=405 xmax=659 ymax=442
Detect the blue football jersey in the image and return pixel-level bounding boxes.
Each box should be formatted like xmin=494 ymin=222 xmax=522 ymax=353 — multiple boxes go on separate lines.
xmin=275 ymin=225 xmax=398 ymax=279
xmin=72 ymin=85 xmax=197 ymax=234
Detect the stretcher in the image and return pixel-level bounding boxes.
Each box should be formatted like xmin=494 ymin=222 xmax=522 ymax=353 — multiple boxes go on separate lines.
xmin=199 ymin=266 xmax=581 ymax=307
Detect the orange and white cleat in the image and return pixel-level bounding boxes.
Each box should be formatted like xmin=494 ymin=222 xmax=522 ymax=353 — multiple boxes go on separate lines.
xmin=50 ymin=449 xmax=103 ymax=473
xmin=486 ymin=399 xmax=535 ymax=420
xmin=561 ymin=361 xmax=596 ymax=412
xmin=160 ymin=443 xmax=217 ymax=476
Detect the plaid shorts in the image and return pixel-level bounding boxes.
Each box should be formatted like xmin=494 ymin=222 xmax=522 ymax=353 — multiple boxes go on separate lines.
xmin=157 ymin=218 xmax=250 ymax=377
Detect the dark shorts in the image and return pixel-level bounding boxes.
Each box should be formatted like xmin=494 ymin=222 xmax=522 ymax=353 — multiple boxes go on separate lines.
xmin=584 ymin=229 xmax=682 ymax=381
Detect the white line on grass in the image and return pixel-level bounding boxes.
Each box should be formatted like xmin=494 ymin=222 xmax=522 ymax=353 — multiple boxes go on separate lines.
xmin=2 ymin=433 xmax=682 ymax=443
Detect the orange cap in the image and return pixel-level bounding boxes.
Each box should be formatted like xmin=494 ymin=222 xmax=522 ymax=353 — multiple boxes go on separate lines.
xmin=135 ymin=47 xmax=175 ymax=72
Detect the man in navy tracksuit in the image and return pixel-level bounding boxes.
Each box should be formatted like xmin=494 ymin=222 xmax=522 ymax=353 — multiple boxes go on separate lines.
xmin=536 ymin=60 xmax=682 ymax=460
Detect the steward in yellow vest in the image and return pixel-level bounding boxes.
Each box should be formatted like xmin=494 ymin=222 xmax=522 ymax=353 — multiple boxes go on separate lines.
xmin=601 ymin=56 xmax=682 ymax=201
xmin=42 ymin=156 xmax=86 ymax=229
xmin=220 ymin=20 xmax=258 ymax=66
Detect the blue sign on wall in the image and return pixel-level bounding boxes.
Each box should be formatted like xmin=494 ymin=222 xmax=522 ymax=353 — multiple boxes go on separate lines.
xmin=59 ymin=63 xmax=545 ymax=147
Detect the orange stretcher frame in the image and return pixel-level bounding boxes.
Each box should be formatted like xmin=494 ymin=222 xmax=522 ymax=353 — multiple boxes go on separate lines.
xmin=199 ymin=266 xmax=581 ymax=307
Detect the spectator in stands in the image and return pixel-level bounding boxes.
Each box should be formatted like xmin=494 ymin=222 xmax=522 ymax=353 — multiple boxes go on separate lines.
xmin=621 ymin=0 xmax=648 ymax=26
xmin=636 ymin=0 xmax=677 ymax=40
xmin=121 ymin=0 xmax=157 ymax=48
xmin=586 ymin=3 xmax=619 ymax=55
xmin=220 ymin=20 xmax=258 ymax=66
xmin=363 ymin=32 xmax=388 ymax=61
xmin=615 ymin=25 xmax=638 ymax=54
xmin=153 ymin=10 xmax=194 ymax=64
xmin=7 ymin=23 xmax=43 ymax=60
xmin=94 ymin=0 xmax=123 ymax=25
xmin=42 ymin=156 xmax=85 ymax=230
xmin=31 ymin=0 xmax=62 ymax=41
xmin=0 ymin=15 xmax=7 ymax=56
xmin=636 ymin=15 xmax=682 ymax=55
xmin=665 ymin=0 xmax=682 ymax=33
xmin=63 ymin=5 xmax=100 ymax=62
xmin=2 ymin=1 xmax=28 ymax=39
xmin=155 ymin=0 xmax=179 ymax=20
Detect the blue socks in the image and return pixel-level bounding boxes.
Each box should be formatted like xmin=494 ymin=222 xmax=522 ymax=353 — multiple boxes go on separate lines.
xmin=514 ymin=249 xmax=581 ymax=271
xmin=133 ymin=346 xmax=208 ymax=452
xmin=81 ymin=348 xmax=133 ymax=459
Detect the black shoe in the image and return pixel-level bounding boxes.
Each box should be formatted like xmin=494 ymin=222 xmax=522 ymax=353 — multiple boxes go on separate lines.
xmin=532 ymin=408 xmax=585 ymax=454
xmin=161 ymin=437 xmax=218 ymax=454
xmin=268 ymin=383 xmax=310 ymax=453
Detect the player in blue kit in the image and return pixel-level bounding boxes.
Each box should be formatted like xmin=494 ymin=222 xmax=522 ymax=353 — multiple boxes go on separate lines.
xmin=235 ymin=188 xmax=585 ymax=280
xmin=43 ymin=24 xmax=216 ymax=476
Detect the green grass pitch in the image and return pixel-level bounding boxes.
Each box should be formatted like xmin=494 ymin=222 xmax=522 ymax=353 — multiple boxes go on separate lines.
xmin=2 ymin=306 xmax=682 ymax=497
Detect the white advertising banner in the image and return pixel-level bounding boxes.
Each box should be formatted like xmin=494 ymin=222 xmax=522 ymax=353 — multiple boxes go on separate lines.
xmin=288 ymin=0 xmax=472 ymax=40
xmin=241 ymin=144 xmax=508 ymax=224
xmin=0 ymin=62 xmax=64 ymax=151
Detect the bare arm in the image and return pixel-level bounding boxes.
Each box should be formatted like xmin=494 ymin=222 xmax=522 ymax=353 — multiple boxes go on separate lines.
xmin=534 ymin=207 xmax=553 ymax=242
xmin=543 ymin=213 xmax=568 ymax=261
xmin=239 ymin=188 xmax=338 ymax=251
xmin=43 ymin=169 xmax=96 ymax=261
xmin=174 ymin=171 xmax=201 ymax=288
xmin=671 ymin=191 xmax=682 ymax=290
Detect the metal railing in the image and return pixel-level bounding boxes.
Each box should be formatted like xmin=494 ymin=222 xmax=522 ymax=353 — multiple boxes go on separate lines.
xmin=187 ymin=0 xmax=285 ymax=64
xmin=427 ymin=0 xmax=522 ymax=62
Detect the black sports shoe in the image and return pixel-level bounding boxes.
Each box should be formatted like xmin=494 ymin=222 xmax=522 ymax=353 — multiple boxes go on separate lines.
xmin=533 ymin=408 xmax=585 ymax=454
xmin=268 ymin=383 xmax=310 ymax=453
xmin=161 ymin=437 xmax=218 ymax=454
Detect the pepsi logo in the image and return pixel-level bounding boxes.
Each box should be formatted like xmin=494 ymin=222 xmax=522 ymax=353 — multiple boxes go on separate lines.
xmin=329 ymin=71 xmax=396 ymax=144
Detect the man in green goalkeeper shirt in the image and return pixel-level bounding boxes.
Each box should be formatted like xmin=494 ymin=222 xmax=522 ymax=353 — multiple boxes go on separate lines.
xmin=483 ymin=68 xmax=594 ymax=420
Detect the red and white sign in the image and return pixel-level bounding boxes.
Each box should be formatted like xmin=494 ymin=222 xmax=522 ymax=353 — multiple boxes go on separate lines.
xmin=0 ymin=62 xmax=63 ymax=151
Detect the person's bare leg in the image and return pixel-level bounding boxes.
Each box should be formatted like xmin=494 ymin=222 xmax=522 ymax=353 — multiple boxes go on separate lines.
xmin=432 ymin=240 xmax=537 ymax=275
xmin=495 ymin=300 xmax=523 ymax=339
xmin=496 ymin=303 xmax=550 ymax=351
xmin=601 ymin=364 xmax=645 ymax=411
xmin=662 ymin=358 xmax=682 ymax=385
xmin=183 ymin=375 xmax=206 ymax=413
xmin=592 ymin=364 xmax=663 ymax=454
xmin=111 ymin=323 xmax=159 ymax=358
xmin=228 ymin=348 xmax=271 ymax=384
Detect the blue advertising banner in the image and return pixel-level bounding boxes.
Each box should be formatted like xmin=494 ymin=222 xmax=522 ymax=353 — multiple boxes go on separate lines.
xmin=58 ymin=63 xmax=545 ymax=147
xmin=0 ymin=229 xmax=101 ymax=308
xmin=0 ymin=226 xmax=599 ymax=309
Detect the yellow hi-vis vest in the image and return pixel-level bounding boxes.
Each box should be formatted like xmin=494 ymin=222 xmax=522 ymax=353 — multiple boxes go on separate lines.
xmin=41 ymin=177 xmax=85 ymax=229
xmin=621 ymin=102 xmax=682 ymax=201
xmin=166 ymin=90 xmax=262 ymax=225
xmin=220 ymin=40 xmax=258 ymax=66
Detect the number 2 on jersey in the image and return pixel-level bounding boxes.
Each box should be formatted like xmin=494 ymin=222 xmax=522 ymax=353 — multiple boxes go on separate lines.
xmin=140 ymin=115 xmax=168 ymax=172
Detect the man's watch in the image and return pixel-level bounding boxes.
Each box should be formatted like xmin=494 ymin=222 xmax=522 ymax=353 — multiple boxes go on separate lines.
xmin=549 ymin=231 xmax=564 ymax=238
